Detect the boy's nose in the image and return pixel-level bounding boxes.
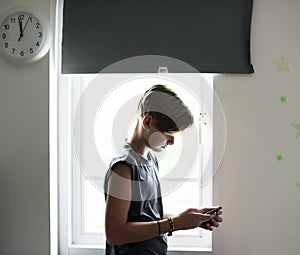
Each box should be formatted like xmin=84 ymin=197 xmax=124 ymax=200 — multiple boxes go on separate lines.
xmin=167 ymin=136 xmax=174 ymax=145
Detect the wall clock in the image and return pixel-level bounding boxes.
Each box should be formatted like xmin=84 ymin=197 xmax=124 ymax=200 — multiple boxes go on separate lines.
xmin=0 ymin=7 xmax=51 ymax=64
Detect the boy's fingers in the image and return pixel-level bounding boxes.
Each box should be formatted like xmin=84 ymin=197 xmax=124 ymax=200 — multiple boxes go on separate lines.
xmin=202 ymin=214 xmax=213 ymax=221
xmin=210 ymin=219 xmax=219 ymax=227
xmin=215 ymin=215 xmax=223 ymax=222
xmin=206 ymin=223 xmax=213 ymax=231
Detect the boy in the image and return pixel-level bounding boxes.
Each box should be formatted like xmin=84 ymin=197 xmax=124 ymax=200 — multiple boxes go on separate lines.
xmin=104 ymin=85 xmax=222 ymax=254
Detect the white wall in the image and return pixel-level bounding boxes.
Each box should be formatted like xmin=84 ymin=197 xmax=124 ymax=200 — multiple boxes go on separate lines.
xmin=0 ymin=0 xmax=299 ymax=255
xmin=0 ymin=1 xmax=51 ymax=255
xmin=221 ymin=0 xmax=300 ymax=254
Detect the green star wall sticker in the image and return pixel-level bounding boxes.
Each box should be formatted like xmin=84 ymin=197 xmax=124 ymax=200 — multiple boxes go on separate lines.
xmin=280 ymin=96 xmax=287 ymax=103
xmin=276 ymin=154 xmax=283 ymax=161
xmin=275 ymin=55 xmax=293 ymax=73
xmin=291 ymin=122 xmax=300 ymax=138
xmin=296 ymin=182 xmax=300 ymax=189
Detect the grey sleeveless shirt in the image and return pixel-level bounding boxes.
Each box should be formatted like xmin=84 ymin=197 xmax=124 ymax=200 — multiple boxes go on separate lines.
xmin=104 ymin=141 xmax=168 ymax=255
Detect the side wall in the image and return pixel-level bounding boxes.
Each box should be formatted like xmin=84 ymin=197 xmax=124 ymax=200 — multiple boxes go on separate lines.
xmin=0 ymin=1 xmax=50 ymax=255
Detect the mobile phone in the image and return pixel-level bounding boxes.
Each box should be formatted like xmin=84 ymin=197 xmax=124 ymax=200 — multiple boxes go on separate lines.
xmin=206 ymin=206 xmax=222 ymax=215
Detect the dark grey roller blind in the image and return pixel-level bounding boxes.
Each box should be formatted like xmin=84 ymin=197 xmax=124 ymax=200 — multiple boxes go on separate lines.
xmin=62 ymin=0 xmax=254 ymax=74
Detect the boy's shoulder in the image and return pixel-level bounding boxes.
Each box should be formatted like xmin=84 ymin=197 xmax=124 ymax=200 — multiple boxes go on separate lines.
xmin=109 ymin=141 xmax=157 ymax=169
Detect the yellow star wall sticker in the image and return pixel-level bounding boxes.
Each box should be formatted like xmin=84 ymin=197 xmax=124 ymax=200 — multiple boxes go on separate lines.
xmin=275 ymin=55 xmax=293 ymax=73
xmin=291 ymin=122 xmax=300 ymax=138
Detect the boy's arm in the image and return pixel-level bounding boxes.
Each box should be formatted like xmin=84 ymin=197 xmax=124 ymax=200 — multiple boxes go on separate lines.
xmin=105 ymin=163 xmax=169 ymax=245
xmin=105 ymin=163 xmax=214 ymax=245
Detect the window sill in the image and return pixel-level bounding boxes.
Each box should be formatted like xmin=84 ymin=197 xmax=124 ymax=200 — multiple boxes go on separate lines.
xmin=63 ymin=244 xmax=212 ymax=255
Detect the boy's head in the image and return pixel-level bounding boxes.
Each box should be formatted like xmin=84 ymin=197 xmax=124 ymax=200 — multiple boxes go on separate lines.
xmin=138 ymin=85 xmax=194 ymax=132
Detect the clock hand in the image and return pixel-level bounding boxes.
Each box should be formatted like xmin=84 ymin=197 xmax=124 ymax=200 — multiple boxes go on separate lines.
xmin=17 ymin=17 xmax=23 ymax=42
xmin=21 ymin=17 xmax=31 ymax=35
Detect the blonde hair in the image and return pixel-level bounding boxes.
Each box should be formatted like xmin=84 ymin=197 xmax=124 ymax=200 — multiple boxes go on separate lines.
xmin=138 ymin=85 xmax=194 ymax=132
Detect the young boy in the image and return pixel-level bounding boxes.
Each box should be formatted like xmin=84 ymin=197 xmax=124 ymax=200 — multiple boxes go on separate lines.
xmin=104 ymin=85 xmax=222 ymax=255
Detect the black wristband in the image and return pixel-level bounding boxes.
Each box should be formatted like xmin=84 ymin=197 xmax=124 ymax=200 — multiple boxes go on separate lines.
xmin=156 ymin=220 xmax=161 ymax=235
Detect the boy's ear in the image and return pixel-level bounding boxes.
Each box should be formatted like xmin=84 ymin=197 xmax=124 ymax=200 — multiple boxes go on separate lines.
xmin=141 ymin=114 xmax=153 ymax=129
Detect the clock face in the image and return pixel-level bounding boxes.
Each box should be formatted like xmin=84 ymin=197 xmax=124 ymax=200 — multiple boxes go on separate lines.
xmin=0 ymin=11 xmax=45 ymax=62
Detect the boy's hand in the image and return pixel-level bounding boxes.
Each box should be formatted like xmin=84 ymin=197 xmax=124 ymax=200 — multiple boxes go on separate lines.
xmin=199 ymin=207 xmax=223 ymax=231
xmin=173 ymin=208 xmax=213 ymax=231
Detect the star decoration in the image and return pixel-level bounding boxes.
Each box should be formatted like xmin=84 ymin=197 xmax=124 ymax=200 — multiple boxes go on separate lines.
xmin=280 ymin=96 xmax=287 ymax=103
xmin=291 ymin=122 xmax=300 ymax=138
xmin=275 ymin=55 xmax=293 ymax=73
xmin=296 ymin=182 xmax=300 ymax=189
xmin=276 ymin=154 xmax=283 ymax=161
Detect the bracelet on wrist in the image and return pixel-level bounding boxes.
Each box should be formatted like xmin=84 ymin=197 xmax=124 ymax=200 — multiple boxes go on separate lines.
xmin=167 ymin=217 xmax=174 ymax=236
xmin=156 ymin=220 xmax=161 ymax=236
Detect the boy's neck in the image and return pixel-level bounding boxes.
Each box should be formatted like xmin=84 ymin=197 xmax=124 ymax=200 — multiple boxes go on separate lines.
xmin=128 ymin=132 xmax=149 ymax=160
xmin=128 ymin=125 xmax=149 ymax=159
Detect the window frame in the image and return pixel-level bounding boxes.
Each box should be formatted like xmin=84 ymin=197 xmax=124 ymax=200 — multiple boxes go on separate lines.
xmin=57 ymin=73 xmax=214 ymax=255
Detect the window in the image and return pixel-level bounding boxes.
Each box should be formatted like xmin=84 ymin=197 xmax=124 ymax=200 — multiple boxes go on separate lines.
xmin=58 ymin=73 xmax=214 ymax=255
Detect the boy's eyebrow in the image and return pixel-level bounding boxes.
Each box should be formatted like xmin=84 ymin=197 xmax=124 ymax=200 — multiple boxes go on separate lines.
xmin=163 ymin=131 xmax=179 ymax=135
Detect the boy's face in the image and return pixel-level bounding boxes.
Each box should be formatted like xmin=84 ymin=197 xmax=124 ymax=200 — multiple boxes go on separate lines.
xmin=148 ymin=128 xmax=176 ymax=152
xmin=142 ymin=114 xmax=177 ymax=152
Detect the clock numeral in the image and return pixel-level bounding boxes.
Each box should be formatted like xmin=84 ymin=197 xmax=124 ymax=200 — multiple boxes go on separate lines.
xmin=20 ymin=51 xmax=24 ymax=57
xmin=38 ymin=32 xmax=43 ymax=38
xmin=4 ymin=42 xmax=8 ymax=48
xmin=10 ymin=18 xmax=16 ymax=23
xmin=4 ymin=24 xmax=10 ymax=30
xmin=36 ymin=23 xmax=40 ymax=29
xmin=18 ymin=15 xmax=25 ymax=21
xmin=2 ymin=33 xmax=6 ymax=39
xmin=30 ymin=48 xmax=34 ymax=54
xmin=29 ymin=16 xmax=33 ymax=22
xmin=36 ymin=41 xmax=40 ymax=47
xmin=11 ymin=48 xmax=15 ymax=54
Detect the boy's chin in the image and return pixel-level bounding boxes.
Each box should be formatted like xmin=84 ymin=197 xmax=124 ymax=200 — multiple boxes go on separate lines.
xmin=151 ymin=146 xmax=166 ymax=152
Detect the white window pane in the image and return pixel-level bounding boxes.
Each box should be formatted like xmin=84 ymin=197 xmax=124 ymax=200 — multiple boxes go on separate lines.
xmin=163 ymin=180 xmax=200 ymax=212
xmin=162 ymin=181 xmax=201 ymax=236
xmin=84 ymin=179 xmax=105 ymax=233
